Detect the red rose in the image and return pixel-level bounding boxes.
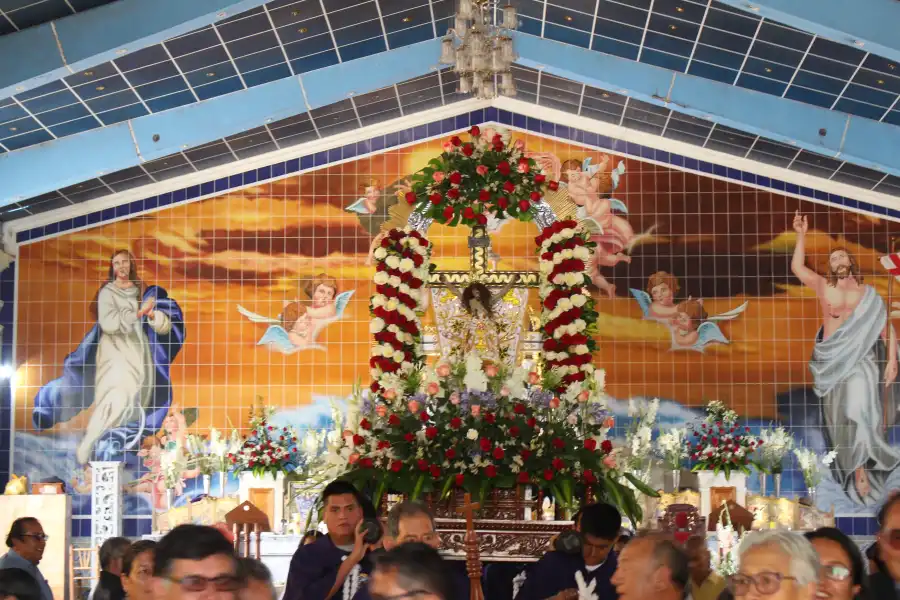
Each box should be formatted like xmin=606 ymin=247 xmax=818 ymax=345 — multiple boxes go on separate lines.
xmin=520 ymin=448 xmax=531 ymax=460
xmin=450 ymin=136 xmax=462 ymax=146
xmin=484 ymin=465 xmax=497 ymax=478
xmin=389 ymin=414 xmax=401 ymax=426
xmin=429 ymin=192 xmax=442 ymax=205
xmin=447 ymin=188 xmax=460 ymax=199
xmin=426 ymin=426 xmax=438 ymax=439
xmin=601 ymin=440 xmax=613 ymax=454
xmin=517 ymin=471 xmax=530 ymax=484
xmin=352 ymin=434 xmax=365 ymax=446
xmin=391 ymin=460 xmax=402 ymax=472
xmin=497 ymin=161 xmax=511 ymax=175
xmin=497 ymin=197 xmax=509 ymax=209
xmin=584 ymin=439 xmax=597 ymax=451
xmin=509 ymin=426 xmax=520 ymax=437
xmin=583 ymin=469 xmax=597 ymax=483
xmin=359 ymin=419 xmax=371 ymax=430
xmin=480 ymin=438 xmax=491 ymax=452
xmin=514 ymin=403 xmax=526 ymax=414
xmin=493 ymin=447 xmax=505 ymax=460
xmin=492 ymin=134 xmax=502 ymax=144
xmin=470 ymin=125 xmax=481 ymax=137
xmin=463 ymin=207 xmax=476 ymax=220
xmin=484 ymin=412 xmax=496 ymax=424
xmin=552 ymin=437 xmax=565 ymax=450
xmin=420 ymin=411 xmax=430 ymax=422
xmin=417 ymin=459 xmax=428 ymax=471
xmin=450 ymin=417 xmax=462 ymax=429
xmin=503 ymin=180 xmax=515 ymax=193
xmin=527 ymin=417 xmax=537 ymax=428
xmin=479 ymin=189 xmax=491 ymax=201
xmin=449 ymin=171 xmax=462 ymax=185
xmin=405 ymin=191 xmax=417 ymax=205
xmin=443 ymin=206 xmax=455 ymax=221
xmin=462 ymin=143 xmax=474 ymax=156
xmin=377 ymin=440 xmax=391 ymax=450
xmin=519 ymin=200 xmax=530 ymax=212
xmin=549 ymin=181 xmax=559 ymax=191
xmin=360 ymin=457 xmax=374 ymax=468
xmin=381 ymin=237 xmax=391 ymax=248
xmin=530 ymin=191 xmax=541 ymax=202
xmin=430 ymin=464 xmax=441 ymax=478
xmin=445 ymin=448 xmax=457 ymax=459
xmin=534 ymin=174 xmax=546 ymax=183
xmin=404 ymin=433 xmax=415 ymax=442
xmin=552 ymin=457 xmax=565 ymax=471
xmin=455 ymin=473 xmax=465 ymax=486
xmin=477 ymin=214 xmax=487 ymax=225
xmin=543 ymin=469 xmax=554 ymax=481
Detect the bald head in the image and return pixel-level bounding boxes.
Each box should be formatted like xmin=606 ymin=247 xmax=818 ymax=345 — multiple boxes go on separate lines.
xmin=611 ymin=534 xmax=689 ymax=600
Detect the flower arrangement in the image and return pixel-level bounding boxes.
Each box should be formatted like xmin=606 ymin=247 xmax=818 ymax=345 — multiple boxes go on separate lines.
xmin=404 ymin=126 xmax=560 ymax=227
xmin=714 ymin=501 xmax=743 ymax=577
xmin=370 ymin=228 xmax=433 ymax=398
xmin=185 ymin=428 xmax=243 ymax=475
xmin=687 ymin=401 xmax=760 ymax=478
xmin=333 ymin=356 xmax=655 ymax=525
xmin=229 ymin=406 xmax=304 ymax=478
xmin=623 ymin=398 xmax=659 ymax=484
xmin=537 ymin=220 xmax=599 ymax=393
xmin=657 ymin=427 xmax=688 ymax=471
xmin=793 ymin=447 xmax=837 ymax=489
xmin=757 ymin=426 xmax=794 ymax=474
xmin=160 ymin=446 xmax=187 ymax=489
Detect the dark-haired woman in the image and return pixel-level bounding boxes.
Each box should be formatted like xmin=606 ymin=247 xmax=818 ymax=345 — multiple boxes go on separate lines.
xmin=804 ymin=527 xmax=868 ymax=600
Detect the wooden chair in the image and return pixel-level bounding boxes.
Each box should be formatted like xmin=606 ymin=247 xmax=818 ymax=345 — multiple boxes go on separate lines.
xmin=226 ymin=501 xmax=269 ymax=560
xmin=658 ymin=503 xmax=705 ymax=542
xmin=69 ymin=545 xmax=98 ymax=600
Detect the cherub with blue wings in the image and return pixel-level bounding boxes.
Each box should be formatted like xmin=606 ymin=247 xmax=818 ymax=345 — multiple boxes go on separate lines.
xmin=669 ymin=298 xmax=747 ymax=352
xmin=237 ymin=273 xmax=354 ymax=354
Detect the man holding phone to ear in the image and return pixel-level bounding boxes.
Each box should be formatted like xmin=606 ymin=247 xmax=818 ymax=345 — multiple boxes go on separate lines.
xmin=282 ymin=481 xmax=381 ymax=600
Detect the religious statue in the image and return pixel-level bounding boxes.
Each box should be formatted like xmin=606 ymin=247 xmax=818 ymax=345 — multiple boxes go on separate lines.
xmin=445 ymin=280 xmax=516 ymax=365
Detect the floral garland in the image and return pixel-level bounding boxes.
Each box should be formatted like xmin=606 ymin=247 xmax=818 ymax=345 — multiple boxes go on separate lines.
xmin=536 ymin=220 xmax=599 ymax=394
xmin=405 ymin=126 xmax=560 ymax=227
xmin=369 ymin=227 xmax=433 ymax=399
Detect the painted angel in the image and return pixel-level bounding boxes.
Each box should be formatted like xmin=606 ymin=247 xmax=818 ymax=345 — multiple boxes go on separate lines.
xmin=345 ymin=180 xmax=383 ymax=215
xmin=630 ymin=271 xmax=681 ymax=322
xmin=669 ymin=298 xmax=748 ymax=352
xmin=237 ymin=274 xmax=354 ymax=353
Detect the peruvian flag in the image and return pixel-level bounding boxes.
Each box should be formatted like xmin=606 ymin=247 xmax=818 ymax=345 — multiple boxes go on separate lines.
xmin=881 ymin=254 xmax=900 ymax=277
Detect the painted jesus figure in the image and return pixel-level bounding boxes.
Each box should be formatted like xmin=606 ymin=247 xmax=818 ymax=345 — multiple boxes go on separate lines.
xmin=792 ymin=210 xmax=900 ymax=504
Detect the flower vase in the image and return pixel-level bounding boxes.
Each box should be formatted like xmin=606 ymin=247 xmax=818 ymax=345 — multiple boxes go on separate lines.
xmin=807 ymin=487 xmax=817 ymax=508
xmin=758 ymin=472 xmax=767 ymax=497
xmin=773 ymin=473 xmax=782 ymax=498
xmin=671 ymin=469 xmax=681 ymax=493
xmin=218 ymin=471 xmax=227 ymax=498
xmin=165 ymin=488 xmax=174 ymax=511
xmin=203 ymin=474 xmax=211 ymax=496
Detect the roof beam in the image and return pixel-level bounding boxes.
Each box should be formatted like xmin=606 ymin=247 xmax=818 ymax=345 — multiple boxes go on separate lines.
xmin=514 ymin=33 xmax=900 ymax=178
xmin=0 ymin=39 xmax=442 ymax=208
xmin=715 ymin=0 xmax=900 ymax=66
xmin=0 ymin=0 xmax=273 ymax=100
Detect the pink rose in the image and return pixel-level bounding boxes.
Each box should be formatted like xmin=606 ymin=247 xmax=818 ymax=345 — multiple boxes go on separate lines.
xmin=343 ymin=429 xmax=354 ymax=439
xmin=384 ymin=389 xmax=397 ymax=400
xmin=500 ymin=386 xmax=510 ymax=397
xmin=476 ymin=165 xmax=489 ymax=176
xmin=348 ymin=453 xmax=360 ymax=465
xmin=528 ymin=372 xmax=540 ymax=385
xmin=375 ymin=404 xmax=388 ymax=417
xmin=450 ymin=392 xmax=461 ymax=405
xmin=549 ymin=397 xmax=560 ymax=409
xmin=442 ymin=141 xmax=453 ymax=152
xmin=433 ymin=171 xmax=446 ymax=183
xmin=471 ymin=405 xmax=482 ymax=417
xmin=577 ymin=391 xmax=590 ymax=403
xmin=517 ymin=163 xmax=529 ymax=173
xmin=485 ymin=363 xmax=499 ymax=377
xmin=408 ymin=400 xmax=421 ymax=414
xmin=603 ymin=455 xmax=617 ymax=469
xmin=426 ymin=381 xmax=440 ymax=395
xmin=514 ymin=139 xmax=525 ymax=150
xmin=436 ymin=363 xmax=451 ymax=377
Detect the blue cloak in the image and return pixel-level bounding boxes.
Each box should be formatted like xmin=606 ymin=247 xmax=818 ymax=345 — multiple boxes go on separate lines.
xmin=31 ymin=285 xmax=186 ymax=461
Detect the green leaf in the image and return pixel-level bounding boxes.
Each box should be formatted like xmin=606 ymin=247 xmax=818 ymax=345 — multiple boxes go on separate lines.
xmin=440 ymin=474 xmax=456 ymax=500
xmin=411 ymin=474 xmax=426 ymax=500
xmin=182 ymin=408 xmax=199 ymax=428
xmin=623 ymin=472 xmax=660 ymax=498
xmin=373 ymin=480 xmax=387 ymax=509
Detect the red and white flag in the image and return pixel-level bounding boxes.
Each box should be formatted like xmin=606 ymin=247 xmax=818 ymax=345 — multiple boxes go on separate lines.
xmin=881 ymin=254 xmax=900 ymax=276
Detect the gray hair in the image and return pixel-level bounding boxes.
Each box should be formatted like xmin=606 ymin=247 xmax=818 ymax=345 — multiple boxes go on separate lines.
xmin=633 ymin=532 xmax=690 ymax=592
xmin=99 ymin=537 xmax=131 ymax=571
xmin=239 ymin=558 xmax=275 ymax=600
xmin=386 ymin=501 xmax=435 ymax=539
xmin=738 ymin=530 xmax=819 ymax=586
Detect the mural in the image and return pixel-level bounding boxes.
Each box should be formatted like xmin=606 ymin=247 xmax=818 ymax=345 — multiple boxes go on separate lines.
xmin=11 ymin=130 xmax=900 ymax=518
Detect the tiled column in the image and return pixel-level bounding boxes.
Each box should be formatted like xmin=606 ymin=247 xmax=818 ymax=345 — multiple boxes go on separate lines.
xmin=91 ymin=461 xmax=123 ymax=547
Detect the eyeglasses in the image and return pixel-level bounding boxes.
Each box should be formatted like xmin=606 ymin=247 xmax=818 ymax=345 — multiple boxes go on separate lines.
xmin=371 ymin=591 xmax=429 ymax=600
xmin=22 ymin=534 xmax=48 ymax=542
xmin=821 ymin=565 xmax=851 ymax=582
xmin=164 ymin=575 xmax=242 ymax=592
xmin=730 ymin=572 xmax=796 ymax=596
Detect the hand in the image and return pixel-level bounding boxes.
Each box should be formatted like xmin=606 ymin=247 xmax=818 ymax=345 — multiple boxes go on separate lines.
xmin=349 ymin=522 xmax=369 ymax=563
xmin=139 ymin=297 xmax=156 ymax=317
xmin=886 ymin=358 xmax=898 ymax=386
xmin=394 ymin=179 xmax=412 ymax=196
xmin=552 ymin=589 xmax=578 ymax=600
xmin=793 ymin=210 xmax=808 ymax=235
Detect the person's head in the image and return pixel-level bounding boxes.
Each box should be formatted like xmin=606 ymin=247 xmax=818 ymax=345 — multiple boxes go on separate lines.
xmin=461 ymin=283 xmax=493 ymax=318
xmin=827 ymin=248 xmax=862 ymax=286
xmin=685 ymin=536 xmax=712 ymax=584
xmin=648 ymin=272 xmax=679 ymax=306
xmin=5 ymin=518 xmax=46 ymax=566
xmin=615 ymin=533 xmax=632 ymax=554
xmin=301 ymin=531 xmax=323 ymax=546
xmin=733 ymin=530 xmax=818 ymax=600
xmin=579 ymin=503 xmax=621 ymax=566
xmin=109 ymin=249 xmax=140 ymax=284
xmin=122 ymin=540 xmax=156 ymax=600
xmin=384 ymin=501 xmax=439 ymax=551
xmin=370 ymin=543 xmax=454 ymax=600
xmin=100 ymin=537 xmax=132 ymax=576
xmin=560 ymin=159 xmax=583 ymax=184
xmin=321 ymin=480 xmax=365 ymax=545
xmin=674 ymin=299 xmax=706 ymax=331
xmin=0 ymin=568 xmax=43 ymax=600
xmin=152 ymin=525 xmax=240 ymax=600
xmin=804 ymin=528 xmax=865 ymax=600
xmin=877 ymin=493 xmax=900 ymax=573
xmin=611 ymin=533 xmax=689 ymax=600
xmin=238 ymin=558 xmax=274 ymax=600
xmin=305 ymin=274 xmax=338 ymax=308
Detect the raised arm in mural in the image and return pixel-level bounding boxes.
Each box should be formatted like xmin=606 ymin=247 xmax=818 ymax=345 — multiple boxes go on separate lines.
xmin=792 ymin=210 xmax=900 ymax=504
xmin=31 ymin=249 xmax=186 ymax=465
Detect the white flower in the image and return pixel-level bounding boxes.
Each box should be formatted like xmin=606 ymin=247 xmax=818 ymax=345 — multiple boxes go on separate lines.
xmin=386 ymin=256 xmax=401 ymax=269
xmin=374 ymin=248 xmax=388 ymax=260
xmin=370 ymin=318 xmax=385 ymax=334
xmin=399 ymin=258 xmax=415 ymax=272
xmin=467 ymin=429 xmax=479 ymax=440
xmin=373 ymin=272 xmax=389 ymax=285
xmin=463 ymin=353 xmax=488 ymax=392
xmin=571 ymin=294 xmax=587 ymax=307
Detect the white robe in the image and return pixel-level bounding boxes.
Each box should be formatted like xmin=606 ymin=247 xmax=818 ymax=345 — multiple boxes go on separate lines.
xmin=76 ymin=283 xmax=172 ymax=464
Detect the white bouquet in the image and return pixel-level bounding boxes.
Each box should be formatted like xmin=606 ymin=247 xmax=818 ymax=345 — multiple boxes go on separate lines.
xmin=758 ymin=426 xmax=794 ymax=474
xmin=657 ymin=428 xmax=687 ymax=470
xmin=624 ymin=398 xmax=659 ymax=483
xmin=794 ymin=447 xmax=837 ymax=488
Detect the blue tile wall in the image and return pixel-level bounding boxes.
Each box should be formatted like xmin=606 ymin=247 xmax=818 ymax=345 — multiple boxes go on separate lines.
xmin=0 ymin=262 xmax=13 ymax=490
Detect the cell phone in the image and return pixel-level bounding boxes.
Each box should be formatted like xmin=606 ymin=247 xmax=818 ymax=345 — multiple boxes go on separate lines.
xmin=362 ymin=518 xmax=383 ymax=545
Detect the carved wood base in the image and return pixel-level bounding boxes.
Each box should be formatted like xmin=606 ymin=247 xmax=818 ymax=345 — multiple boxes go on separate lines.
xmin=436 ymin=518 xmax=574 ymax=563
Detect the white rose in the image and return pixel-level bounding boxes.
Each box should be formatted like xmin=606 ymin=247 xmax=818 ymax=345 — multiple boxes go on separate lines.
xmin=399 ymin=258 xmax=414 ymax=272
xmin=466 ymin=429 xmax=479 ymax=440
xmin=389 ymin=275 xmax=401 ymax=287
xmin=373 ymin=272 xmax=389 ymax=285
xmin=574 ymin=344 xmax=589 ymax=354
xmin=370 ymin=318 xmax=385 ymax=333
xmin=573 ymin=247 xmax=590 ymax=260
xmin=571 ymin=294 xmax=587 ymax=307
xmin=558 ymin=298 xmax=572 ymax=311
xmin=393 ymin=350 xmax=405 ymax=362
xmin=386 ymin=256 xmax=401 ymax=269
xmin=408 ymin=238 xmax=420 ymax=247
xmin=386 ymin=298 xmax=399 ymax=311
